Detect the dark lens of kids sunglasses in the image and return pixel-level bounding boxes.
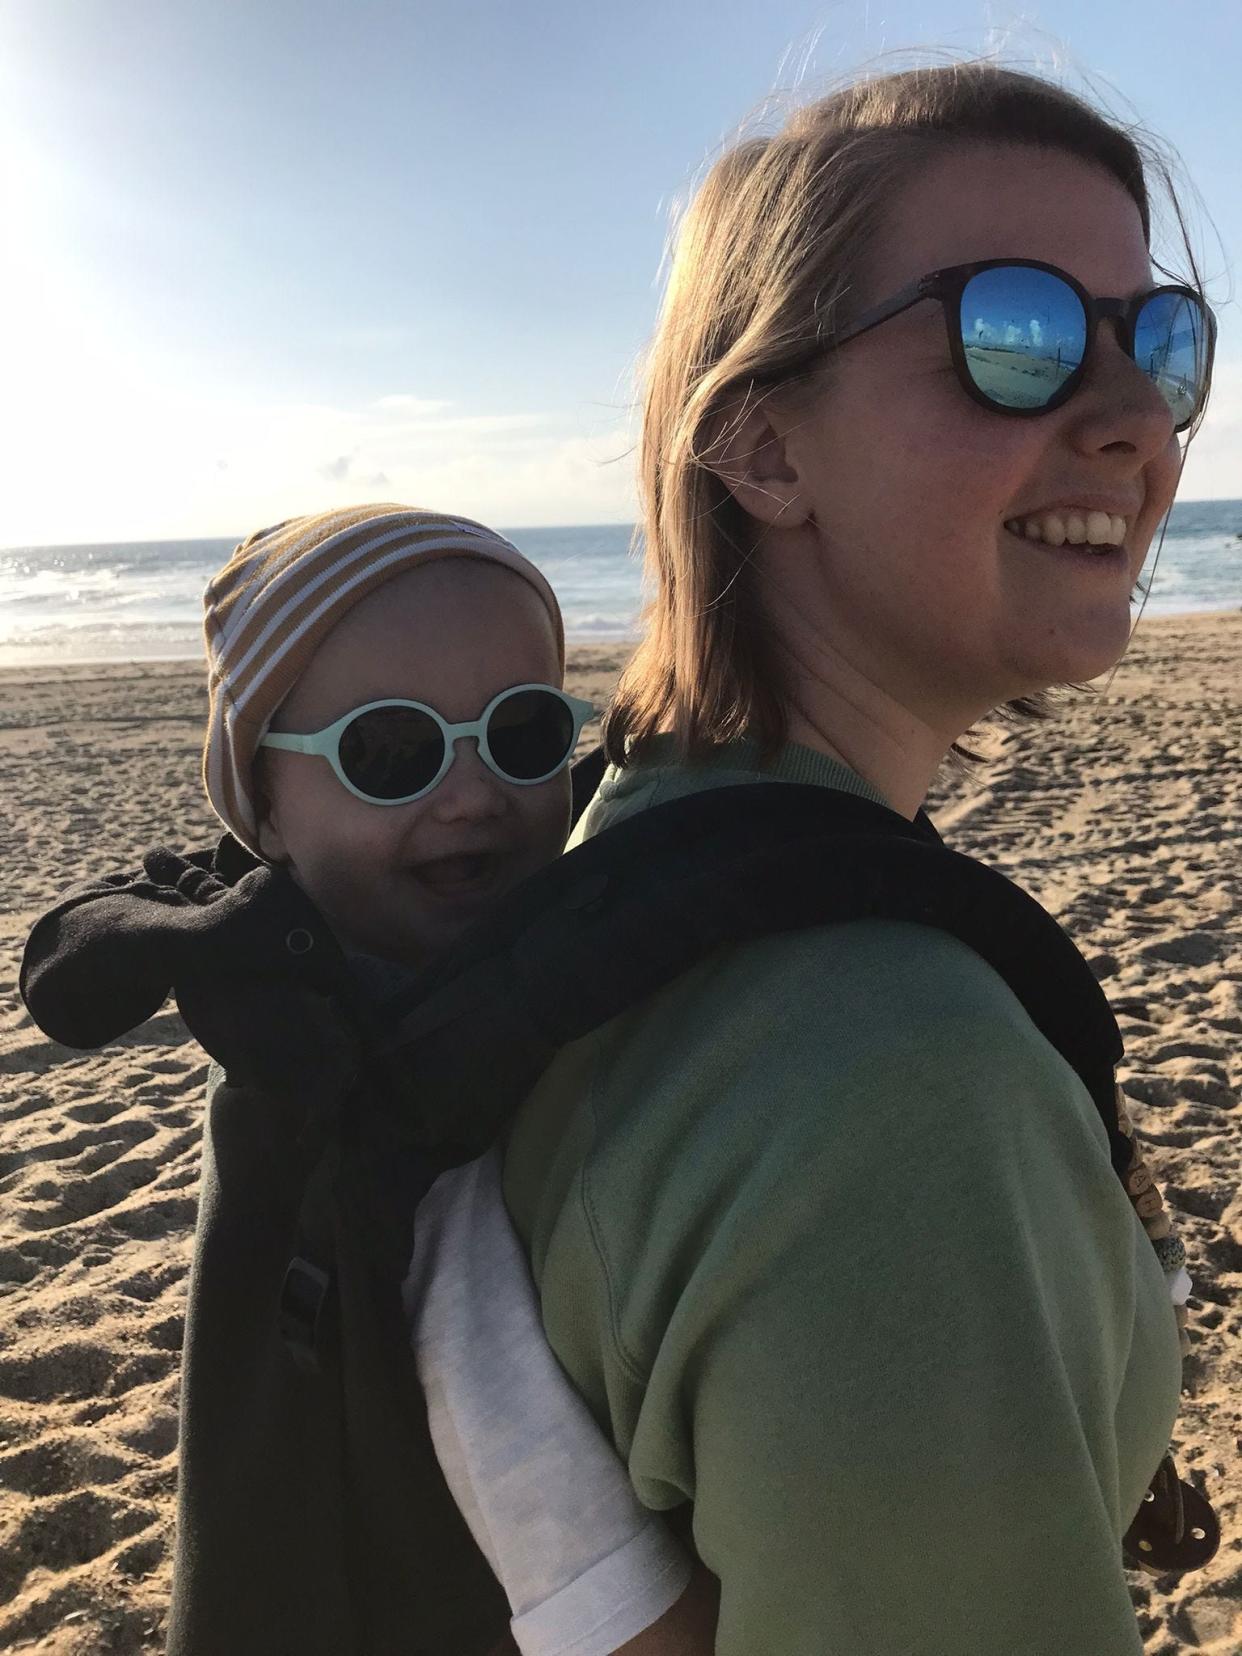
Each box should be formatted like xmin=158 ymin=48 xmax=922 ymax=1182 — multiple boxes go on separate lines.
xmin=338 ymin=705 xmax=446 ymax=801
xmin=957 ymin=265 xmax=1209 ymax=426
xmin=486 ymin=688 xmax=577 ymax=781
xmin=958 ymin=265 xmax=1088 ymax=412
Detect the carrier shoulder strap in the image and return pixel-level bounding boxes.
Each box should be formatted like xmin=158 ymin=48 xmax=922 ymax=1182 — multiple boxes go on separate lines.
xmin=374 ymin=781 xmax=1126 ymax=1168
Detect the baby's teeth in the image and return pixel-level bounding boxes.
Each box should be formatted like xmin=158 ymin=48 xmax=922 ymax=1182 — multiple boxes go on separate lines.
xmin=1085 ymin=511 xmax=1113 ymax=545
xmin=1064 ymin=513 xmax=1087 ymax=545
xmin=1042 ymin=514 xmax=1067 ymax=547
xmin=1111 ymin=514 xmax=1127 ymax=544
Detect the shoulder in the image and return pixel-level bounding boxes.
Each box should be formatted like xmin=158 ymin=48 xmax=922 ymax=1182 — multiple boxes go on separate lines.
xmin=589 ymin=917 xmax=1081 ymax=1135
xmin=504 ymin=917 xmax=1152 ymax=1453
xmin=506 ymin=917 xmax=1112 ymax=1274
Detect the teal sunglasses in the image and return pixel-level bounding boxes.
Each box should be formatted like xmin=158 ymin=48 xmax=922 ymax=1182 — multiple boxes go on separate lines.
xmin=260 ymin=683 xmax=595 ymax=806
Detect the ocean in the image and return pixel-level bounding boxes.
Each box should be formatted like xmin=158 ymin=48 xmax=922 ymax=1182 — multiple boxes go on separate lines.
xmin=1 ymin=503 xmax=1239 ymax=669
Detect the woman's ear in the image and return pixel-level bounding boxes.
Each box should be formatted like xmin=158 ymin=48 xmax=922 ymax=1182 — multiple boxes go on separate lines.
xmin=700 ymin=392 xmax=811 ymax=528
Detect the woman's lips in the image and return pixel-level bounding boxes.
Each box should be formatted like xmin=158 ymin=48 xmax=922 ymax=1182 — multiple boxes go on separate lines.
xmin=1003 ymin=523 xmax=1128 ymax=568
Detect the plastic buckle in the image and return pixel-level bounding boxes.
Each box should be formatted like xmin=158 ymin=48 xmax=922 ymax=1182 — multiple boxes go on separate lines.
xmin=279 ymin=1255 xmax=332 ymax=1373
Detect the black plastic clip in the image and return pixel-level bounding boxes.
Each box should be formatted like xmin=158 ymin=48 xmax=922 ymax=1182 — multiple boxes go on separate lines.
xmin=279 ymin=1255 xmax=332 ymax=1373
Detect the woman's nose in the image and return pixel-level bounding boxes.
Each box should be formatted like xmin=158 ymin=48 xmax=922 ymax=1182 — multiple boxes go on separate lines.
xmin=1069 ymin=322 xmax=1178 ymax=462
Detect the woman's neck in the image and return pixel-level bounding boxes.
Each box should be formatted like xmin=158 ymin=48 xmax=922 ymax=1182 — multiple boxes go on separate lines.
xmin=781 ymin=700 xmax=949 ymax=821
xmin=764 ymin=587 xmax=989 ymax=822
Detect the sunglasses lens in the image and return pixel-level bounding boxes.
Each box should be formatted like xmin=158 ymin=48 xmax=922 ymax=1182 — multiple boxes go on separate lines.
xmin=959 ymin=266 xmax=1087 ymax=410
xmin=1135 ymin=290 xmax=1208 ymax=430
xmin=486 ymin=689 xmax=576 ymax=782
xmin=338 ymin=705 xmax=445 ymax=800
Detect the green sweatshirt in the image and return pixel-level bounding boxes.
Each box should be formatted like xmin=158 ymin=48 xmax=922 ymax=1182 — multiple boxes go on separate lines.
xmin=502 ymin=740 xmax=1180 ymax=1656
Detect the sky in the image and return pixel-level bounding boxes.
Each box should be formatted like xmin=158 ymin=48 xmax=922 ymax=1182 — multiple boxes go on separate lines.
xmin=1 ymin=0 xmax=1238 ymax=547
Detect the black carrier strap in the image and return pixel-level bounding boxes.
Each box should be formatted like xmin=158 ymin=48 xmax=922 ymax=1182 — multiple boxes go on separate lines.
xmin=375 ymin=782 xmax=1126 ymax=1168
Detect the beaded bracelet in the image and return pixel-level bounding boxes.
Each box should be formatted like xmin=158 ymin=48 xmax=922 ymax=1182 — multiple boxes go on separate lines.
xmin=1112 ymin=1083 xmax=1222 ymax=1576
xmin=1114 ymin=1084 xmax=1192 ymax=1356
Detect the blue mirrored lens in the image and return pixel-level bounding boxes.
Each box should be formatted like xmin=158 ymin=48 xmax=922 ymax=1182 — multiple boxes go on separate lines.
xmin=1135 ymin=290 xmax=1206 ymax=429
xmin=959 ymin=266 xmax=1086 ymax=409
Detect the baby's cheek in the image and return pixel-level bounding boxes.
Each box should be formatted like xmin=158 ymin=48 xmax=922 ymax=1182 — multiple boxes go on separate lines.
xmin=296 ymin=838 xmax=390 ymax=924
xmin=531 ymin=774 xmax=573 ymax=858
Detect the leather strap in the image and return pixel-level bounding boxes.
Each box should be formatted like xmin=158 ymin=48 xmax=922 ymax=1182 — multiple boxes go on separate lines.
xmin=1123 ymin=1453 xmax=1220 ymax=1574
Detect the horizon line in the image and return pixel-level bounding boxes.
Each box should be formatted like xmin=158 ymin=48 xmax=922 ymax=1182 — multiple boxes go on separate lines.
xmin=3 ymin=499 xmax=1239 ymax=556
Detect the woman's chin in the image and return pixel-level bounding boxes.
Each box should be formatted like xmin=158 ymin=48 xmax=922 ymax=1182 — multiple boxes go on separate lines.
xmin=1003 ymin=601 xmax=1136 ymax=695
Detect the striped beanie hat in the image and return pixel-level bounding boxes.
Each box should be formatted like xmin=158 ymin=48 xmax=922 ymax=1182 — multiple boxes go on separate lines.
xmin=202 ymin=504 xmax=564 ymax=854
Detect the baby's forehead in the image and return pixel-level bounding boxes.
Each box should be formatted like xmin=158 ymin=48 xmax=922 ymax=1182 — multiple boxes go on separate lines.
xmin=382 ymin=554 xmax=541 ymax=606
xmin=381 ymin=558 xmax=556 ymax=639
xmin=282 ymin=555 xmax=561 ymax=722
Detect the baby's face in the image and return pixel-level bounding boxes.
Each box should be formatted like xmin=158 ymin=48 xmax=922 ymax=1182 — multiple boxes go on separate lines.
xmin=256 ymin=561 xmax=572 ymax=967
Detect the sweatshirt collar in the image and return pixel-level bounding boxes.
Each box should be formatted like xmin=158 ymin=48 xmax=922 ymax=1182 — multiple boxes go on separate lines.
xmin=573 ymin=736 xmax=893 ymax=846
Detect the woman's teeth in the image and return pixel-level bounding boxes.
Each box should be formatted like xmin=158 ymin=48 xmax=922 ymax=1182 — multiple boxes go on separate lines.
xmin=1004 ymin=510 xmax=1128 ymax=548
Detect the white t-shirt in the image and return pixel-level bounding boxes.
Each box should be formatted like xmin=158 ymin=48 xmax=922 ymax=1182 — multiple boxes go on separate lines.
xmin=403 ymin=1146 xmax=691 ymax=1656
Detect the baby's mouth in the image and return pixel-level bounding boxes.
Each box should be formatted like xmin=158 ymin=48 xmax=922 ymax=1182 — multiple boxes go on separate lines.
xmin=410 ymin=851 xmax=504 ymax=898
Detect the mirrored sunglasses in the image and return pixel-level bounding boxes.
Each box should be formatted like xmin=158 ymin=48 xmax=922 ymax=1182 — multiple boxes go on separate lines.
xmin=820 ymin=258 xmax=1215 ymax=432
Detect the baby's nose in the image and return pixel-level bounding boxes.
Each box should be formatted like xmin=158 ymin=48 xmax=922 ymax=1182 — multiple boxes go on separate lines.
xmin=430 ymin=738 xmax=507 ymax=819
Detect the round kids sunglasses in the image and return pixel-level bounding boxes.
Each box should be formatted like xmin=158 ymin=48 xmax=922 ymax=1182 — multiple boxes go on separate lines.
xmin=807 ymin=259 xmax=1215 ymax=431
xmin=260 ymin=683 xmax=595 ymax=806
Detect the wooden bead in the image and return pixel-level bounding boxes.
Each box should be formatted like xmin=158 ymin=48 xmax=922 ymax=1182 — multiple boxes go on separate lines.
xmin=1143 ymin=1212 xmax=1173 ymax=1241
xmin=1125 ymin=1164 xmax=1154 ymax=1198
xmin=1134 ymin=1187 xmax=1164 ymax=1220
xmin=1114 ymin=1083 xmax=1135 ymax=1136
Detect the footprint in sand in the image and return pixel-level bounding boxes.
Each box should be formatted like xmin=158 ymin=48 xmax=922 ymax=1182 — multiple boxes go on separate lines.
xmin=17 ymin=1157 xmax=165 ymax=1231
xmin=0 ymin=1433 xmax=134 ymax=1499
xmin=0 ymin=1341 xmax=118 ymax=1406
xmin=0 ymin=1488 xmax=160 ymax=1607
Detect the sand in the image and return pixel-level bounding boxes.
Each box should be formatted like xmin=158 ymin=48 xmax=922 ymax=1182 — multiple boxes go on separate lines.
xmin=0 ymin=620 xmax=1238 ymax=1654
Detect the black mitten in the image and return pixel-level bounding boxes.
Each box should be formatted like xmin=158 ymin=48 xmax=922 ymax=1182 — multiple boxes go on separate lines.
xmin=20 ymin=848 xmax=227 ymax=1048
xmin=21 ymin=841 xmax=363 ymax=1104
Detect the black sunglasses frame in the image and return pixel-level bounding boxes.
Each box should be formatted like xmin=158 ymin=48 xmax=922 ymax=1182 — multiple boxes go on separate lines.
xmin=818 ymin=258 xmax=1215 ymax=433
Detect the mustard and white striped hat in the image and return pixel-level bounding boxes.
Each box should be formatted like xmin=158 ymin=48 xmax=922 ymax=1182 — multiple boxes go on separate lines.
xmin=202 ymin=504 xmax=564 ymax=854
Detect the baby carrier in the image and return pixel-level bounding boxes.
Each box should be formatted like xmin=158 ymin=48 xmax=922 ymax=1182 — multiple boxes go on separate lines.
xmin=19 ymin=751 xmax=1218 ymax=1655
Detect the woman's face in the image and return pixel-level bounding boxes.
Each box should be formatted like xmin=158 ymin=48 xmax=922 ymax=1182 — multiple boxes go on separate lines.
xmin=771 ymin=143 xmax=1182 ymax=717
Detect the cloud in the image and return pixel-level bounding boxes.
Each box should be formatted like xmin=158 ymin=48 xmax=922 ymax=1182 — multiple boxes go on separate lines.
xmin=372 ymin=394 xmax=450 ymax=416
xmin=369 ymin=399 xmax=548 ymax=436
xmin=315 ymin=450 xmax=389 ymax=489
xmin=326 ymin=324 xmax=419 ymax=351
xmin=0 ymin=376 xmax=631 ymax=542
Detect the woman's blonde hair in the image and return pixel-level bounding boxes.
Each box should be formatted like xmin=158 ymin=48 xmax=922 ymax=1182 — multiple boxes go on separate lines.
xmin=605 ymin=62 xmax=1205 ymax=768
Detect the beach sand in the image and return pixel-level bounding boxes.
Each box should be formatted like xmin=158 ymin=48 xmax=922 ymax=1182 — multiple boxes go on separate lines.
xmin=1 ymin=618 xmax=1238 ymax=1653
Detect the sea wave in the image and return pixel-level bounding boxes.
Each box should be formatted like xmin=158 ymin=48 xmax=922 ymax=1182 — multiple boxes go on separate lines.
xmin=2 ymin=509 xmax=1237 ymax=665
